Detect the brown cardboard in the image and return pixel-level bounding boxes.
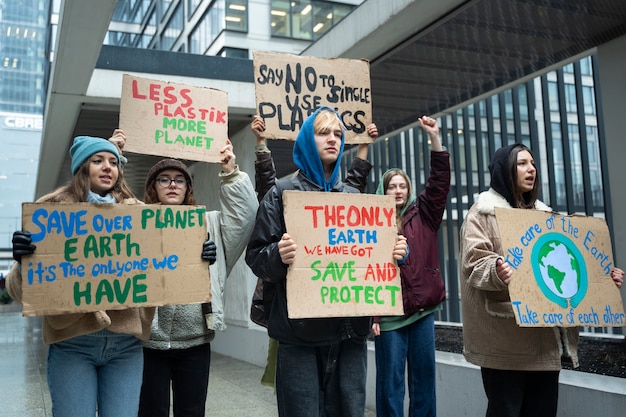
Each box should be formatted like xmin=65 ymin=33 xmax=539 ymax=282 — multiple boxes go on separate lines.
xmin=495 ymin=207 xmax=625 ymax=327
xmin=20 ymin=203 xmax=211 ymax=316
xmin=120 ymin=74 xmax=228 ymax=162
xmin=283 ymin=191 xmax=404 ymax=318
xmin=253 ymin=51 xmax=372 ymax=144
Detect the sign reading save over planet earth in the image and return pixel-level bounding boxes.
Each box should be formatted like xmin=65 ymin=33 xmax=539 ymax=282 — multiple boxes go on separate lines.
xmin=495 ymin=208 xmax=624 ymax=327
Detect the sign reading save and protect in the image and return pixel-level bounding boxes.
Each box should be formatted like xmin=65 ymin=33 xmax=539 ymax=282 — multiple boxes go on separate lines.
xmin=495 ymin=208 xmax=624 ymax=327
xmin=283 ymin=191 xmax=404 ymax=318
xmin=119 ymin=74 xmax=229 ymax=162
xmin=253 ymin=51 xmax=373 ymax=144
xmin=20 ymin=203 xmax=211 ymax=316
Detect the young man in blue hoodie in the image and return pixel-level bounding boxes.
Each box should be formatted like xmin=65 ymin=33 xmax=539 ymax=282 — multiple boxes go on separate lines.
xmin=246 ymin=106 xmax=408 ymax=417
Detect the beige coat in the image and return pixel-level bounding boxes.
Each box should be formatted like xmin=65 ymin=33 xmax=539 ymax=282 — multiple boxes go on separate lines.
xmin=459 ymin=188 xmax=578 ymax=371
xmin=6 ymin=187 xmax=155 ymax=345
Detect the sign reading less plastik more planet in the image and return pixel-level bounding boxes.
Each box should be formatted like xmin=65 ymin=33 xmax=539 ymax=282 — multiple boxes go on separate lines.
xmin=495 ymin=208 xmax=625 ymax=327
xmin=283 ymin=191 xmax=404 ymax=319
xmin=253 ymin=51 xmax=372 ymax=144
xmin=20 ymin=203 xmax=211 ymax=316
xmin=119 ymin=74 xmax=228 ymax=163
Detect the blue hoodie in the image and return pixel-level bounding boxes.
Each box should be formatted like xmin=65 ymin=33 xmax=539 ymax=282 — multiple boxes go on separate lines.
xmin=292 ymin=106 xmax=345 ymax=191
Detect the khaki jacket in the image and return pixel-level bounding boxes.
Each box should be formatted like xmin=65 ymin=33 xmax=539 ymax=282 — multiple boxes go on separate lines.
xmin=459 ymin=188 xmax=578 ymax=371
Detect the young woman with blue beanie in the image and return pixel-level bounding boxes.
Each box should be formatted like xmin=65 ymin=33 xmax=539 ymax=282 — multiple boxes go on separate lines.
xmin=7 ymin=133 xmax=155 ymax=417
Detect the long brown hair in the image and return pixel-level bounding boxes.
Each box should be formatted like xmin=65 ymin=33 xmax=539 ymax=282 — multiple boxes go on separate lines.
xmin=508 ymin=144 xmax=540 ymax=209
xmin=381 ymin=169 xmax=413 ymax=233
xmin=47 ymin=159 xmax=136 ymax=203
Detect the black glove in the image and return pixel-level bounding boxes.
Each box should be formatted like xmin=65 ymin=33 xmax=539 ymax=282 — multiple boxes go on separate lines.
xmin=201 ymin=233 xmax=217 ymax=265
xmin=12 ymin=231 xmax=36 ymax=263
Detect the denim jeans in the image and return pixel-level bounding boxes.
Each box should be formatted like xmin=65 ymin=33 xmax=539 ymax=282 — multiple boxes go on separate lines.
xmin=47 ymin=329 xmax=143 ymax=417
xmin=139 ymin=343 xmax=211 ymax=417
xmin=481 ymin=368 xmax=559 ymax=417
xmin=374 ymin=313 xmax=436 ymax=417
xmin=275 ymin=339 xmax=367 ymax=417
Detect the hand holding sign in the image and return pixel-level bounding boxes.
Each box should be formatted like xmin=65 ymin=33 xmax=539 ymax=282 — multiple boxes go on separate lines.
xmin=496 ymin=258 xmax=513 ymax=285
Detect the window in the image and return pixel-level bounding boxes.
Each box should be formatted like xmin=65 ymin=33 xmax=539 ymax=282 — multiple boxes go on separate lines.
xmin=582 ymin=86 xmax=596 ymax=115
xmin=219 ymin=47 xmax=248 ymax=58
xmin=226 ymin=0 xmax=248 ymax=32
xmin=189 ymin=9 xmax=211 ymax=54
xmin=271 ymin=0 xmax=355 ymax=40
xmin=162 ymin=3 xmax=183 ymax=51
xmin=564 ymin=84 xmax=577 ymax=113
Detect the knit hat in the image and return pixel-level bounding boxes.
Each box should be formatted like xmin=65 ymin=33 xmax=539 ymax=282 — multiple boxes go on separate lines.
xmin=70 ymin=136 xmax=121 ymax=175
xmin=145 ymin=158 xmax=192 ymax=192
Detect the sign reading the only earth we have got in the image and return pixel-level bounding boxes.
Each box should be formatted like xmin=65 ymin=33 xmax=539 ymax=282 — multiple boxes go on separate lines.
xmin=495 ymin=208 xmax=625 ymax=327
xmin=253 ymin=51 xmax=373 ymax=144
xmin=19 ymin=203 xmax=211 ymax=316
xmin=120 ymin=73 xmax=229 ymax=163
xmin=283 ymin=191 xmax=404 ymax=319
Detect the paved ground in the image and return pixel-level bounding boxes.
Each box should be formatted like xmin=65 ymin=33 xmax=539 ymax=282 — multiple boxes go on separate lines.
xmin=0 ymin=303 xmax=376 ymax=416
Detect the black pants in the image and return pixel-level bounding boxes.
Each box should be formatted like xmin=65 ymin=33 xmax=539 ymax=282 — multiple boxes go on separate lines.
xmin=139 ymin=343 xmax=211 ymax=417
xmin=481 ymin=367 xmax=559 ymax=417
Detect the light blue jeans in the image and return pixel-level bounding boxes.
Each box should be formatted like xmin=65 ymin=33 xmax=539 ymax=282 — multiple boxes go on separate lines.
xmin=47 ymin=329 xmax=143 ymax=417
xmin=375 ymin=313 xmax=436 ymax=417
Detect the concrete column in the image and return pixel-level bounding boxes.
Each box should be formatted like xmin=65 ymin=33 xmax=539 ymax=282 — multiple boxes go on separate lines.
xmin=597 ymin=35 xmax=626 ymax=313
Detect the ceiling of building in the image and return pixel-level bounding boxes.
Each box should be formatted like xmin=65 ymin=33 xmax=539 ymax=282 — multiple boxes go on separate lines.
xmin=41 ymin=0 xmax=626 ymax=197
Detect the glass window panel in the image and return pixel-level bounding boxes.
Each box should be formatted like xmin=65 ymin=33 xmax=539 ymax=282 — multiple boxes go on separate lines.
xmin=162 ymin=3 xmax=183 ymax=51
xmin=565 ymin=84 xmax=577 ymax=113
xmin=547 ymin=81 xmax=559 ymax=112
xmin=189 ymin=9 xmax=210 ymax=54
xmin=312 ymin=2 xmax=332 ymax=39
xmin=582 ymin=86 xmax=596 ymax=115
xmin=226 ymin=0 xmax=247 ymax=32
xmin=271 ymin=0 xmax=289 ymax=37
xmin=580 ymin=56 xmax=593 ymax=76
xmin=292 ymin=0 xmax=313 ymax=40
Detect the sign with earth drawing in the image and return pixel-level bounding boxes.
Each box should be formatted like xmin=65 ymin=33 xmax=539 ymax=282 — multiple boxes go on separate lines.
xmin=495 ymin=207 xmax=624 ymax=327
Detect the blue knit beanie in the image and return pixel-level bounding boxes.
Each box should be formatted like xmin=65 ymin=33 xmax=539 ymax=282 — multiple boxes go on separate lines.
xmin=70 ymin=136 xmax=121 ymax=175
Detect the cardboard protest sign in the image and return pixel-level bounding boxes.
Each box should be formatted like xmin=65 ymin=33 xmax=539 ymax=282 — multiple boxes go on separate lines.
xmin=253 ymin=51 xmax=372 ymax=144
xmin=283 ymin=191 xmax=404 ymax=318
xmin=495 ymin=207 xmax=624 ymax=327
xmin=120 ymin=74 xmax=228 ymax=163
xmin=20 ymin=203 xmax=211 ymax=316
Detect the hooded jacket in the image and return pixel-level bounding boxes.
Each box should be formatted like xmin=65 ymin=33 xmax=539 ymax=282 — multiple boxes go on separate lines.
xmin=460 ymin=144 xmax=579 ymax=371
xmin=143 ymin=167 xmax=257 ymax=350
xmin=245 ymin=107 xmax=371 ymax=345
xmin=374 ymin=150 xmax=450 ymax=329
xmin=6 ymin=187 xmax=155 ymax=345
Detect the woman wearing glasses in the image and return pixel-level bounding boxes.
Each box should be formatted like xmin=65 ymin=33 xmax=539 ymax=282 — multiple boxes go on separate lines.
xmin=138 ymin=140 xmax=257 ymax=417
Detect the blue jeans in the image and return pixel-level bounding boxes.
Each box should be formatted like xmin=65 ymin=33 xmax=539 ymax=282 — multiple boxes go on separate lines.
xmin=47 ymin=329 xmax=143 ymax=417
xmin=139 ymin=343 xmax=211 ymax=417
xmin=375 ymin=313 xmax=436 ymax=417
xmin=275 ymin=339 xmax=367 ymax=417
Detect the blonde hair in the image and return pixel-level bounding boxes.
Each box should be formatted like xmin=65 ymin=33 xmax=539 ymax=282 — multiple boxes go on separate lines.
xmin=313 ymin=109 xmax=345 ymax=135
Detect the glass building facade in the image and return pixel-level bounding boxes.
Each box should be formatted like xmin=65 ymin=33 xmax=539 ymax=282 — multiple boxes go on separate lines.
xmin=105 ymin=0 xmax=359 ymax=57
xmin=0 ymin=0 xmax=49 ymax=264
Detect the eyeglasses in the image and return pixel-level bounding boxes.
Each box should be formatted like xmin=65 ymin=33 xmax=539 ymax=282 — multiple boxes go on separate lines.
xmin=156 ymin=177 xmax=187 ymax=188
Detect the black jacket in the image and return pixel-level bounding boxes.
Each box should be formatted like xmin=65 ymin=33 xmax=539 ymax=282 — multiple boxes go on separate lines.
xmin=246 ymin=171 xmax=372 ymax=345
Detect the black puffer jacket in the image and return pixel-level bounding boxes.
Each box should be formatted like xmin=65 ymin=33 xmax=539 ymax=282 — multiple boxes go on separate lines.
xmin=246 ymin=171 xmax=372 ymax=345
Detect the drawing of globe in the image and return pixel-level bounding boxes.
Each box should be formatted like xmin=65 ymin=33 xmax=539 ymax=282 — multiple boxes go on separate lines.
xmin=536 ymin=240 xmax=581 ymax=299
